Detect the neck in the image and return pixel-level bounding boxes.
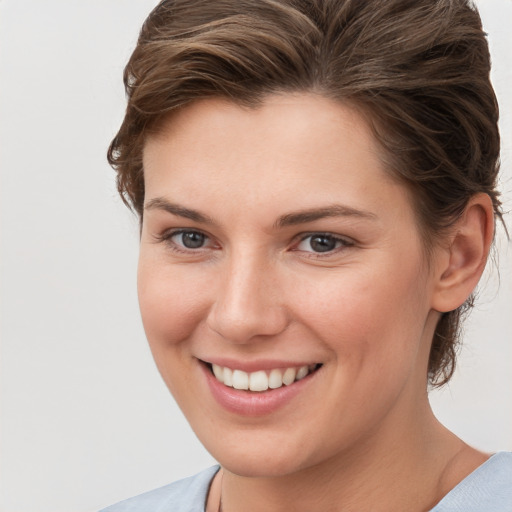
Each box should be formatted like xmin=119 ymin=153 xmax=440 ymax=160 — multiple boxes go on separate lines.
xmin=216 ymin=402 xmax=482 ymax=512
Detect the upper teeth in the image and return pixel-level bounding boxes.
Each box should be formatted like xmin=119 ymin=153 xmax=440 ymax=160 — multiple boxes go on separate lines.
xmin=211 ymin=364 xmax=316 ymax=392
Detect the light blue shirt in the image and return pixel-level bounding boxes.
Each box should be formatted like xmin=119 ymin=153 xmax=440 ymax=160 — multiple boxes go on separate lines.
xmin=100 ymin=452 xmax=512 ymax=511
xmin=430 ymin=452 xmax=512 ymax=511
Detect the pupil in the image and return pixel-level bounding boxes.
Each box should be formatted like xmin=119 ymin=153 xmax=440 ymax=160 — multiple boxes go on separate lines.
xmin=182 ymin=232 xmax=205 ymax=249
xmin=310 ymin=235 xmax=336 ymax=253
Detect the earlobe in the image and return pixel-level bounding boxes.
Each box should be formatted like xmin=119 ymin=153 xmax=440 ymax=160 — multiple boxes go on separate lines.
xmin=432 ymin=193 xmax=495 ymax=313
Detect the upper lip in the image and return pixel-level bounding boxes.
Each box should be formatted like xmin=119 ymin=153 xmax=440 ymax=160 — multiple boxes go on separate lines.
xmin=198 ymin=357 xmax=321 ymax=373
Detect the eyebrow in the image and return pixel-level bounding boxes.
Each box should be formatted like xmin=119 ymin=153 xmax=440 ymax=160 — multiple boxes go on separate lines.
xmin=144 ymin=197 xmax=377 ymax=228
xmin=275 ymin=205 xmax=377 ymax=228
xmin=144 ymin=198 xmax=215 ymax=225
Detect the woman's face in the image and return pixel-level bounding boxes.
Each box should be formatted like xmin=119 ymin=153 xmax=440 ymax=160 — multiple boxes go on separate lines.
xmin=139 ymin=94 xmax=441 ymax=477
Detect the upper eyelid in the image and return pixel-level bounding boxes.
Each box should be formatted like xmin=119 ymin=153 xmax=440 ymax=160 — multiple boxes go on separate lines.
xmin=153 ymin=227 xmax=213 ymax=246
xmin=295 ymin=231 xmax=354 ymax=243
xmin=158 ymin=227 xmax=210 ymax=239
xmin=157 ymin=229 xmax=350 ymax=240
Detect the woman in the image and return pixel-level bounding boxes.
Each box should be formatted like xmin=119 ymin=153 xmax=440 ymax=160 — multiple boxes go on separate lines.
xmin=101 ymin=0 xmax=511 ymax=510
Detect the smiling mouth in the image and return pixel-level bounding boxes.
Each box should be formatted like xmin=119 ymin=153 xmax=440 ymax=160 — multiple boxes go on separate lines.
xmin=206 ymin=363 xmax=322 ymax=392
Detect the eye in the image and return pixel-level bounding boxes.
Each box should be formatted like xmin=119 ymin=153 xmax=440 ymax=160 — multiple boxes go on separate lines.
xmin=295 ymin=233 xmax=352 ymax=254
xmin=155 ymin=228 xmax=217 ymax=253
xmin=172 ymin=230 xmax=207 ymax=249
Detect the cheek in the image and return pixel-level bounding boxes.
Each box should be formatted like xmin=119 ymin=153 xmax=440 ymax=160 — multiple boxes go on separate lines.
xmin=137 ymin=257 xmax=210 ymax=348
xmin=137 ymin=259 xmax=213 ymax=406
xmin=294 ymin=260 xmax=430 ymax=369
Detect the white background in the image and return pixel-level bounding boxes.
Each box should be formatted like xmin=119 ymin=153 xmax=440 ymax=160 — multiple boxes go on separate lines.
xmin=0 ymin=1 xmax=510 ymax=511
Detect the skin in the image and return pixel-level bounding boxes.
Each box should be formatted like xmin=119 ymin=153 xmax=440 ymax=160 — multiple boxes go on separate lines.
xmin=139 ymin=94 xmax=493 ymax=511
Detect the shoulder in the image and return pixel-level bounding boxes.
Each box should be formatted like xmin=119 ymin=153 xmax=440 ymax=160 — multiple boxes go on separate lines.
xmin=99 ymin=466 xmax=220 ymax=512
xmin=431 ymin=452 xmax=512 ymax=511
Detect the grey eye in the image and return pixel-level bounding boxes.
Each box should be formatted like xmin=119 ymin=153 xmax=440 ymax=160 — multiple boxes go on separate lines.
xmin=309 ymin=235 xmax=338 ymax=253
xmin=176 ymin=231 xmax=206 ymax=249
xmin=296 ymin=233 xmax=349 ymax=254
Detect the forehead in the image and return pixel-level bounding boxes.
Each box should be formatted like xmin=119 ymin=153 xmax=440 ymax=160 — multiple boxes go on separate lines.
xmin=145 ymin=94 xmax=387 ymax=180
xmin=142 ymin=94 xmax=414 ymax=228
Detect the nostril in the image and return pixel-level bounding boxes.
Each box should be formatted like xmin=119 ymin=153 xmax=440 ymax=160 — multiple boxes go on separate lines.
xmin=205 ymin=275 xmax=289 ymax=344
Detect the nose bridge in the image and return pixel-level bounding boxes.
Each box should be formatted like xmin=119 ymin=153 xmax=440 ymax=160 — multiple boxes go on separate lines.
xmin=206 ymin=245 xmax=287 ymax=343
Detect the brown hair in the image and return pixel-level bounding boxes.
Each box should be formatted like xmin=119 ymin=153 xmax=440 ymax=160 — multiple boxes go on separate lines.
xmin=108 ymin=0 xmax=502 ymax=387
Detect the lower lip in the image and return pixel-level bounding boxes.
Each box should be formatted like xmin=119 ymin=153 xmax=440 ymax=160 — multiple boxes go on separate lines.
xmin=201 ymin=363 xmax=319 ymax=417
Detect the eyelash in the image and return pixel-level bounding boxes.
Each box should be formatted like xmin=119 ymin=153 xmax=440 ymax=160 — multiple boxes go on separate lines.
xmin=154 ymin=229 xmax=354 ymax=257
xmin=293 ymin=232 xmax=354 ymax=258
xmin=154 ymin=229 xmax=217 ymax=254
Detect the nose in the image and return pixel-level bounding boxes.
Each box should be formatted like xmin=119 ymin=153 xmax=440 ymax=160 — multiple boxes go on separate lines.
xmin=206 ymin=252 xmax=289 ymax=344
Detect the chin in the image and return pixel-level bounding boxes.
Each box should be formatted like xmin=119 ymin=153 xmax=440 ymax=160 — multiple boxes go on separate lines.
xmin=219 ymin=453 xmax=308 ymax=479
xmin=200 ymin=431 xmax=323 ymax=478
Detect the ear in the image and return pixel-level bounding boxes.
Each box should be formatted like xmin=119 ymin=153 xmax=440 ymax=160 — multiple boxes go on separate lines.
xmin=431 ymin=193 xmax=495 ymax=313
